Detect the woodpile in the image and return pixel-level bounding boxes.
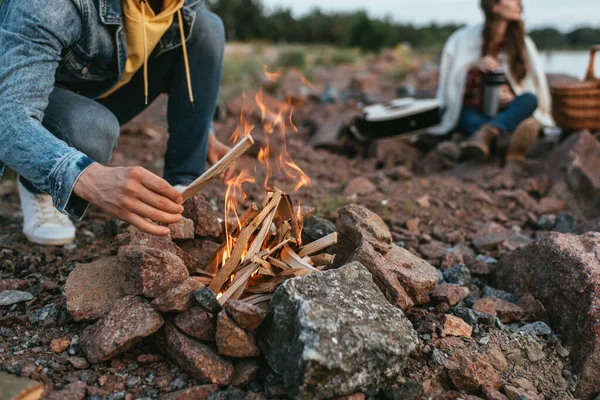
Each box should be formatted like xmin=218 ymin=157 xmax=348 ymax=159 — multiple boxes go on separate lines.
xmin=196 ymin=188 xmax=337 ymax=307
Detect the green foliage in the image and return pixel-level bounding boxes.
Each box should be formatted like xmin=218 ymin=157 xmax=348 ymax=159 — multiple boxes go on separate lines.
xmin=276 ymin=49 xmax=307 ymax=69
xmin=208 ymin=0 xmax=598 ymax=52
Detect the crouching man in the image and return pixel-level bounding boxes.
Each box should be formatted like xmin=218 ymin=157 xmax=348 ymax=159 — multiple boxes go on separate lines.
xmin=0 ymin=0 xmax=231 ymax=245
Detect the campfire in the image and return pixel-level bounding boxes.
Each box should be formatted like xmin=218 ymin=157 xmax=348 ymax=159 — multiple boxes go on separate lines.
xmin=179 ymin=88 xmax=338 ymax=307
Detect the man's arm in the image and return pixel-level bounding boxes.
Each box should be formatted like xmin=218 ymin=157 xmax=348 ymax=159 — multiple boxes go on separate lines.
xmin=0 ymin=0 xmax=183 ymax=235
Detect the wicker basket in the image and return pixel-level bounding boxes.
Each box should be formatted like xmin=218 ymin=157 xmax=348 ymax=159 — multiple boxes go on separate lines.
xmin=550 ymin=45 xmax=600 ymax=131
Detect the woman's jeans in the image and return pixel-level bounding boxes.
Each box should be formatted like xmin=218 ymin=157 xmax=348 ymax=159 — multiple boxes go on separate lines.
xmin=459 ymin=93 xmax=538 ymax=137
xmin=20 ymin=7 xmax=225 ymax=194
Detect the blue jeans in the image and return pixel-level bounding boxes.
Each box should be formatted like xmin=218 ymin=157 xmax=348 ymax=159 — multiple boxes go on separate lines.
xmin=459 ymin=93 xmax=538 ymax=137
xmin=20 ymin=7 xmax=224 ymax=196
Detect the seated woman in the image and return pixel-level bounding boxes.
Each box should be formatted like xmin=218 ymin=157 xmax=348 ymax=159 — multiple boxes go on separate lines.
xmin=429 ymin=0 xmax=555 ymax=161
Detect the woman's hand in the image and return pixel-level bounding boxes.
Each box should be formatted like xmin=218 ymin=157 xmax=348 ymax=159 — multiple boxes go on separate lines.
xmin=207 ymin=134 xmax=235 ymax=182
xmin=499 ymin=85 xmax=516 ymax=107
xmin=474 ymin=55 xmax=501 ymax=73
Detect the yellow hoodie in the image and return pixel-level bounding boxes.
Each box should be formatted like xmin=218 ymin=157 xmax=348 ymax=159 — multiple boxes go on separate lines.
xmin=101 ymin=0 xmax=194 ymax=104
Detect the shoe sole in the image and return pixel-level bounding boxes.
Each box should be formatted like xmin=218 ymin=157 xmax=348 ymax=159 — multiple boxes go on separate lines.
xmin=25 ymin=234 xmax=75 ymax=246
xmin=460 ymin=145 xmax=489 ymax=162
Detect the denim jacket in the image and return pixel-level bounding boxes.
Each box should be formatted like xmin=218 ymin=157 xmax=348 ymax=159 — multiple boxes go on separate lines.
xmin=0 ymin=0 xmax=198 ymax=219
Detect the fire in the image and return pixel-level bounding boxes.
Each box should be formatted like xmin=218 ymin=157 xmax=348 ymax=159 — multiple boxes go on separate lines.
xmin=263 ymin=65 xmax=282 ymax=83
xmin=217 ymin=66 xmax=315 ymax=297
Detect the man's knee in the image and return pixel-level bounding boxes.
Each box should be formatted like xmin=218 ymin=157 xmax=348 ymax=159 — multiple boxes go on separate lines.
xmin=46 ymin=105 xmax=120 ymax=165
xmin=189 ymin=7 xmax=225 ymax=58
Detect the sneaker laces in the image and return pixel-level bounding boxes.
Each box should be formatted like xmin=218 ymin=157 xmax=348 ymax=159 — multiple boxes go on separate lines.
xmin=33 ymin=194 xmax=70 ymax=226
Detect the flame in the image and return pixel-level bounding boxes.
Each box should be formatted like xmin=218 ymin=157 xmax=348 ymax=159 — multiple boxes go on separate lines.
xmin=219 ymin=66 xmax=313 ymax=277
xmin=263 ymin=65 xmax=282 ymax=83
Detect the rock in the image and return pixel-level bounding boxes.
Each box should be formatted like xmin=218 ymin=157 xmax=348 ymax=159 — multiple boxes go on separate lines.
xmin=343 ymin=177 xmax=377 ymax=196
xmin=177 ymin=240 xmax=221 ymax=271
xmin=158 ymin=324 xmax=233 ymax=385
xmin=65 ymin=257 xmax=126 ymax=321
xmin=174 ymin=307 xmax=216 ymax=341
xmin=349 ymin=243 xmax=438 ymax=310
xmin=441 ymin=315 xmax=473 ymax=338
xmin=206 ymin=387 xmax=266 ymax=400
xmin=493 ymin=232 xmax=600 ymax=399
xmin=67 ymin=357 xmax=89 ymax=369
xmin=472 ymin=223 xmax=510 ymax=251
xmin=482 ymin=386 xmax=509 ymax=400
xmin=387 ymin=166 xmax=414 ymax=181
xmin=50 ymin=337 xmax=71 ymax=354
xmin=194 ymin=286 xmax=223 ymax=315
xmin=516 ymin=294 xmax=548 ymax=322
xmin=151 ymin=278 xmax=204 ymax=312
xmin=0 ymin=279 xmax=29 ymax=291
xmin=450 ymin=307 xmax=495 ymax=327
xmin=537 ymin=214 xmax=556 ymax=230
xmin=301 ymin=216 xmax=337 ymax=245
xmin=159 ymin=385 xmax=220 ymax=400
xmin=541 ymin=130 xmax=600 ymax=215
xmin=169 ymin=217 xmax=195 ymax=240
xmin=118 ymin=245 xmax=188 ymax=298
xmin=110 ymin=225 xmax=179 ymax=256
xmin=406 ymin=218 xmax=420 ymax=236
xmin=182 ymin=194 xmax=223 ymax=238
xmin=553 ymin=213 xmax=577 ymax=233
xmin=45 ymin=381 xmax=87 ymax=400
xmin=379 ymin=379 xmax=422 ymax=400
xmin=216 ymin=311 xmax=261 ymax=358
xmin=430 ymin=284 xmax=469 ymax=306
xmin=440 ymin=245 xmax=476 ymax=271
xmin=224 ymin=300 xmax=267 ymax=330
xmin=230 ymin=359 xmax=260 ymax=388
xmin=537 ymin=197 xmax=565 ymax=215
xmin=482 ymin=286 xmax=518 ymax=303
xmin=0 ymin=290 xmax=32 ymax=306
xmin=483 ymin=347 xmax=509 ymax=372
xmin=448 ymin=360 xmax=502 ymax=392
xmin=442 ymin=264 xmax=471 ymax=285
xmin=336 ymin=204 xmax=392 ymax=256
xmin=518 ymin=321 xmax=552 ymax=336
xmin=504 ymin=385 xmax=538 ymax=400
xmin=136 ymin=354 xmax=162 ymax=364
xmin=469 ymin=260 xmax=493 ymax=276
xmin=257 ymin=263 xmax=419 ymax=399
xmin=419 ymin=241 xmax=448 ymax=262
xmin=41 ymin=280 xmax=60 ymax=291
xmin=80 ymin=296 xmax=164 ymax=364
xmin=472 ymin=298 xmax=525 ymax=323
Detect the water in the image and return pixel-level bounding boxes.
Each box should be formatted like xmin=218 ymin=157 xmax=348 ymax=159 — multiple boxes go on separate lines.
xmin=542 ymin=50 xmax=600 ymax=80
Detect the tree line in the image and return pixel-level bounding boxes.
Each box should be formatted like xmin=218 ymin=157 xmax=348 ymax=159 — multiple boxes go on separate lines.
xmin=207 ymin=0 xmax=600 ymax=52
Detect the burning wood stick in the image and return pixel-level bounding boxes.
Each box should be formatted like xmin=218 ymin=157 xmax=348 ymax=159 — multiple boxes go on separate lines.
xmin=297 ymin=232 xmax=338 ymax=258
xmin=217 ymin=262 xmax=259 ymax=305
xmin=281 ymin=244 xmax=319 ymax=272
xmin=310 ymin=253 xmax=335 ymax=267
xmin=181 ymin=135 xmax=255 ymax=201
xmin=209 ymin=190 xmax=282 ymax=293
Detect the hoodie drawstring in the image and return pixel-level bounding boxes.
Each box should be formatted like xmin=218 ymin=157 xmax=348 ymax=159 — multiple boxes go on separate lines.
xmin=140 ymin=0 xmax=149 ymax=105
xmin=177 ymin=9 xmax=194 ymax=106
xmin=139 ymin=0 xmax=194 ymax=106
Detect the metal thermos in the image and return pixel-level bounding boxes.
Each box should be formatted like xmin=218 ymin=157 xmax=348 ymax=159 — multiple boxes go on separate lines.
xmin=482 ymin=69 xmax=509 ymax=117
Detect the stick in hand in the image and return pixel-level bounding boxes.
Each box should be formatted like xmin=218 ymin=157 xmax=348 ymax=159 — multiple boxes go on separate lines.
xmin=181 ymin=135 xmax=255 ymax=202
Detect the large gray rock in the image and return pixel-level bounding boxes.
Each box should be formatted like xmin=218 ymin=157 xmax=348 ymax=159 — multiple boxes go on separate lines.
xmin=493 ymin=232 xmax=600 ymax=399
xmin=257 ymin=263 xmax=418 ymax=399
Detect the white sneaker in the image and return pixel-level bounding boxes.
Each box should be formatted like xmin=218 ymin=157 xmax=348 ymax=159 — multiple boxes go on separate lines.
xmin=173 ymin=184 xmax=188 ymax=194
xmin=18 ymin=180 xmax=76 ymax=246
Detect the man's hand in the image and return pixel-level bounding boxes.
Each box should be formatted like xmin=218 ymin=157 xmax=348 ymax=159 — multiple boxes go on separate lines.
xmin=207 ymin=134 xmax=235 ymax=182
xmin=73 ymin=164 xmax=183 ymax=236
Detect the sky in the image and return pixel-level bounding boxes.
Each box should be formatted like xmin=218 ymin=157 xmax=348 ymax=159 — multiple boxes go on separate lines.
xmin=260 ymin=0 xmax=600 ymax=31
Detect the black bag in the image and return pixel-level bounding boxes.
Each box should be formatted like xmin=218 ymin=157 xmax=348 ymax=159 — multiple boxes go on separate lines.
xmin=352 ymin=98 xmax=441 ymax=140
